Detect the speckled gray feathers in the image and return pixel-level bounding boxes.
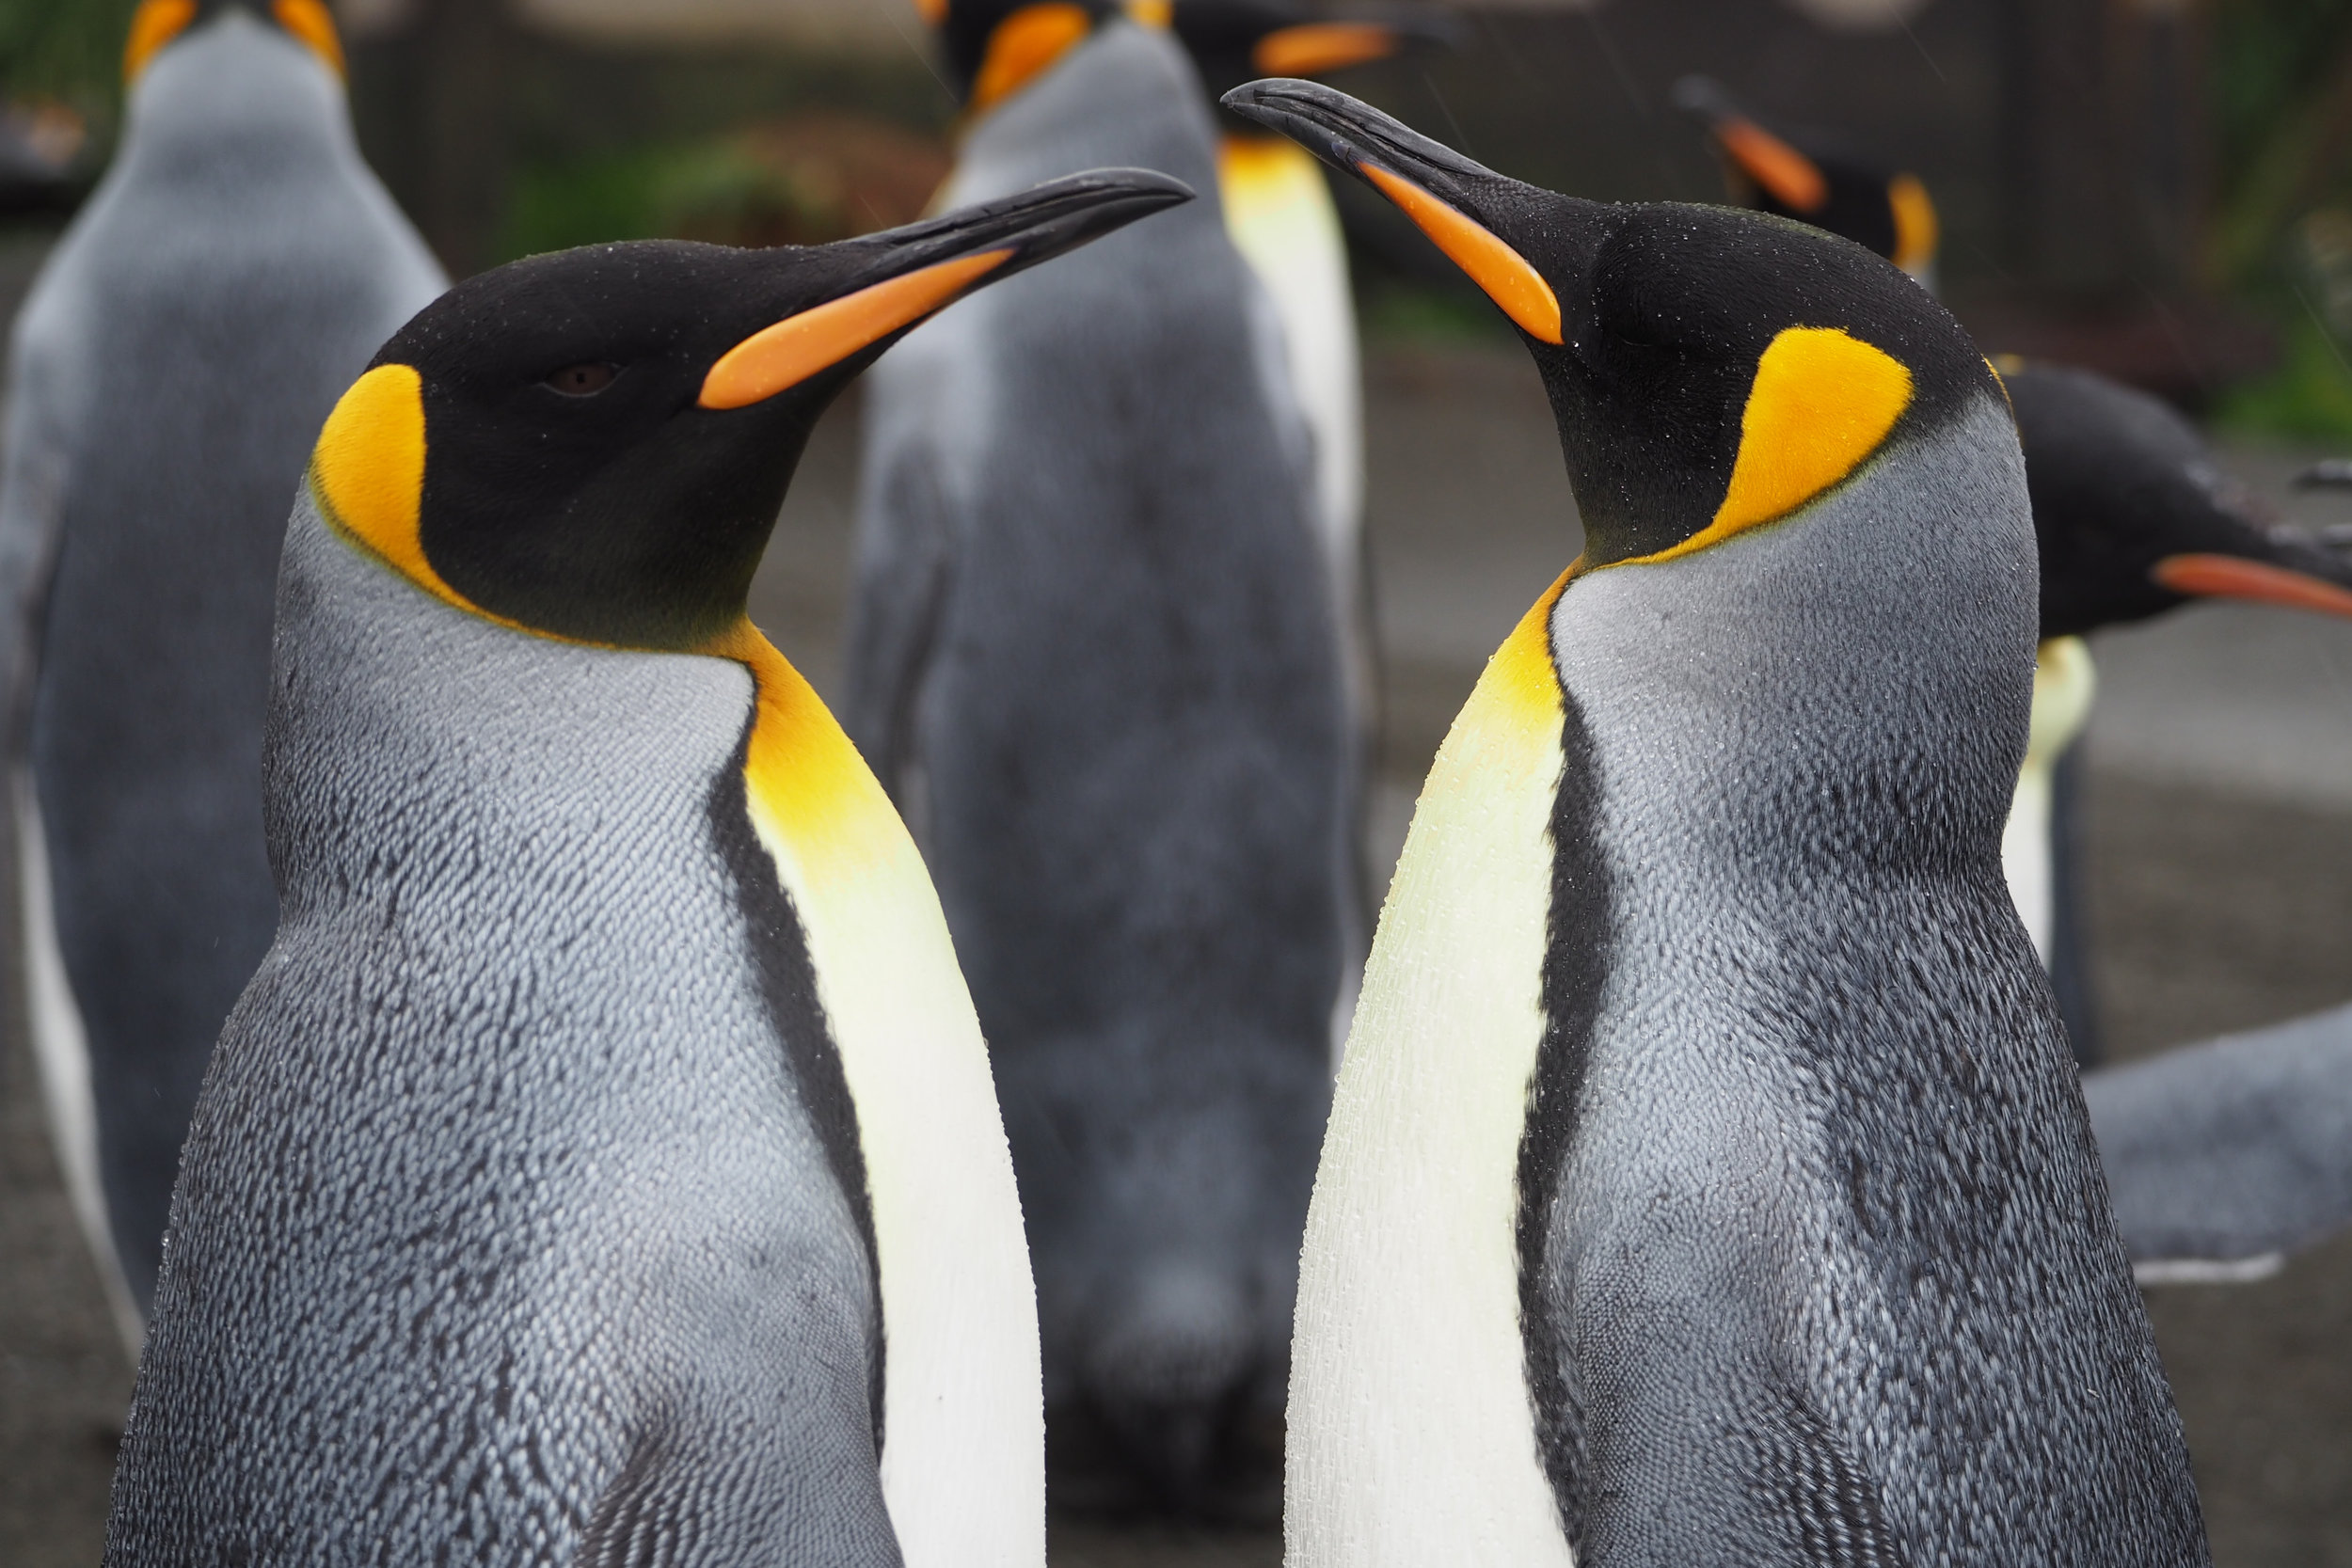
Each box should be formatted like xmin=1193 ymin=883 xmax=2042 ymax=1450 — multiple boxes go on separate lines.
xmin=0 ymin=10 xmax=443 ymax=1312
xmin=103 ymin=498 xmax=898 ymax=1568
xmin=1519 ymin=395 xmax=2208 ymax=1565
xmin=849 ymin=22 xmax=1343 ymax=1497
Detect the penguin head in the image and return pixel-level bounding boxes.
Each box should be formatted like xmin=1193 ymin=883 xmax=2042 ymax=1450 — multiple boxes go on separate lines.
xmin=309 ymin=168 xmax=1190 ymax=650
xmin=1169 ymin=0 xmax=1456 ymax=117
xmin=2008 ymin=361 xmax=2352 ymax=638
xmin=1671 ymin=75 xmax=1938 ymax=288
xmin=1224 ymin=78 xmax=1993 ymax=574
xmin=124 ymin=0 xmax=344 ymax=85
xmin=923 ymin=0 xmax=1122 ymax=117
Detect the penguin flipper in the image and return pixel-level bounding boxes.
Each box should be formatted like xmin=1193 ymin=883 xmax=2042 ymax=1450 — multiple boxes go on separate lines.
xmin=576 ymin=1409 xmax=899 ymax=1568
xmin=2086 ymin=1000 xmax=2352 ymax=1272
xmin=1741 ymin=1383 xmax=1913 ymax=1568
xmin=0 ymin=315 xmax=72 ymax=735
xmin=843 ymin=441 xmax=957 ymax=820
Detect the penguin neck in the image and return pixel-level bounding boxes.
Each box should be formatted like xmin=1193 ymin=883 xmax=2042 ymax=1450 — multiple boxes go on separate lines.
xmin=120 ymin=13 xmax=353 ymax=188
xmin=953 ymin=21 xmax=1222 ymax=214
xmin=1553 ymin=406 xmax=2034 ymax=895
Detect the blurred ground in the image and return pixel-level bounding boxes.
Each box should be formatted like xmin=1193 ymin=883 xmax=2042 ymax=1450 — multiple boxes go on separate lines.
xmin=1 ymin=241 xmax=2349 ymax=1562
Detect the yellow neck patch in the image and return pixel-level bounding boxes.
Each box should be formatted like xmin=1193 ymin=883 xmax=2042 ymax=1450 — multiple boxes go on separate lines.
xmin=1489 ymin=566 xmax=1572 ymax=723
xmin=968 ymin=4 xmax=1094 ymax=118
xmin=1888 ymin=172 xmax=1938 ymax=274
xmin=700 ymin=622 xmax=897 ymax=888
xmin=126 ymin=0 xmax=346 ymax=82
xmin=123 ymin=0 xmax=198 ymax=82
xmin=1623 ymin=325 xmax=1911 ymax=568
xmin=1359 ymin=164 xmax=1562 ymax=345
xmin=273 ymin=0 xmax=346 ymax=76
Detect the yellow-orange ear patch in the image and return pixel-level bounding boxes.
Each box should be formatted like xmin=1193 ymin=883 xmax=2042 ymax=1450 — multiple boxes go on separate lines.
xmin=700 ymin=250 xmax=1011 ymax=412
xmin=1629 ymin=326 xmax=1912 ymax=566
xmin=310 ymin=364 xmax=482 ymax=617
xmin=1124 ymin=0 xmax=1172 ymax=28
xmin=123 ymin=0 xmax=198 ymax=83
xmin=917 ymin=0 xmax=948 ymax=24
xmin=1358 ymin=163 xmax=1562 ymax=345
xmin=969 ymin=3 xmax=1094 ymax=116
xmin=1253 ymin=23 xmax=1401 ymax=77
xmin=273 ymin=0 xmax=346 ymax=76
xmin=1888 ymin=172 xmax=1937 ymax=273
xmin=1718 ymin=119 xmax=1827 ymax=214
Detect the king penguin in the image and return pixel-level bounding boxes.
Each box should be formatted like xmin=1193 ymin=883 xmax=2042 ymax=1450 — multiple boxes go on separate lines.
xmin=1227 ymin=79 xmax=2209 ymax=1566
xmin=101 ymin=168 xmax=1188 ymax=1566
xmin=1171 ymin=0 xmax=1453 ymax=768
xmin=852 ymin=0 xmax=1348 ymax=1516
xmin=1677 ymin=78 xmax=2352 ymax=1063
xmin=0 ymin=0 xmax=444 ymax=1348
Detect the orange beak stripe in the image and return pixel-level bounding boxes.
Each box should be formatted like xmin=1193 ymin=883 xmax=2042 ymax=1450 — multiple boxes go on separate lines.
xmin=1717 ymin=118 xmax=1828 ymax=214
xmin=1252 ymin=23 xmax=1403 ymax=78
xmin=1358 ymin=163 xmax=1561 ymax=344
xmin=698 ymin=249 xmax=1013 ymax=411
xmin=123 ymin=0 xmax=198 ymax=82
xmin=2152 ymin=554 xmax=2352 ymax=618
xmin=273 ymin=0 xmax=348 ymax=76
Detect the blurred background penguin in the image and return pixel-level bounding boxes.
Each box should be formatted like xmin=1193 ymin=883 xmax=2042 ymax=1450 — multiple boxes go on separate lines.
xmin=0 ymin=0 xmax=442 ymax=1354
xmin=850 ymin=0 xmax=1352 ymax=1518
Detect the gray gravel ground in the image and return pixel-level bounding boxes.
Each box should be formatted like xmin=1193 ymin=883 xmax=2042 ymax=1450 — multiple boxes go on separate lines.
xmin=1 ymin=266 xmax=2348 ymax=1562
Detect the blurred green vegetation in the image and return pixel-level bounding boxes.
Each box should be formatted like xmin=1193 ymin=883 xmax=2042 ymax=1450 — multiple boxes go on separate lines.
xmin=0 ymin=0 xmax=137 ymax=130
xmin=2208 ymin=0 xmax=2352 ymax=436
xmin=2213 ymin=307 xmax=2352 ymax=439
xmin=500 ymin=113 xmax=951 ymax=262
xmin=503 ymin=142 xmax=797 ymax=259
xmin=1355 ymin=277 xmax=1508 ymax=347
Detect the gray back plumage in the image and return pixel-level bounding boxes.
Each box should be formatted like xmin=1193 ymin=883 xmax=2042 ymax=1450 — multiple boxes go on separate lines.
xmin=0 ymin=10 xmax=443 ymax=1311
xmin=1523 ymin=395 xmax=2208 ymax=1566
xmin=105 ymin=498 xmax=899 ymax=1567
xmin=2089 ymin=1000 xmax=2352 ymax=1270
xmin=849 ymin=20 xmax=1343 ymax=1484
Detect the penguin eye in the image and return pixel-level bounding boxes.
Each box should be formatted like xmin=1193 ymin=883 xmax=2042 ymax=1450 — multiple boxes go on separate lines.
xmin=544 ymin=362 xmax=619 ymax=397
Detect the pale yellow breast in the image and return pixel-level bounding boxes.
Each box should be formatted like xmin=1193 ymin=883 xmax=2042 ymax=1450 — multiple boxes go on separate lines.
xmin=1286 ymin=577 xmax=1579 ymax=1568
xmin=714 ymin=626 xmax=1043 ymax=1568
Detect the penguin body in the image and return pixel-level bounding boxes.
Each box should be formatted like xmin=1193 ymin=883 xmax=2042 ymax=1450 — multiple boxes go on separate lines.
xmin=852 ymin=16 xmax=1344 ymax=1508
xmin=0 ymin=1 xmax=443 ymax=1338
xmin=111 ymin=497 xmax=912 ymax=1562
xmin=103 ymin=174 xmax=1186 ymax=1565
xmin=1229 ymin=80 xmax=2208 ymax=1565
xmin=1679 ymin=85 xmax=2352 ymax=1063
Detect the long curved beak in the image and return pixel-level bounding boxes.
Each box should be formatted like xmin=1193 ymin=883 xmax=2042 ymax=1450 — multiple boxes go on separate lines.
xmin=1221 ymin=77 xmax=1580 ymax=345
xmin=1669 ymin=73 xmax=1828 ymax=214
xmin=700 ymin=166 xmax=1192 ymax=410
xmin=2153 ymin=532 xmax=2352 ymax=618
